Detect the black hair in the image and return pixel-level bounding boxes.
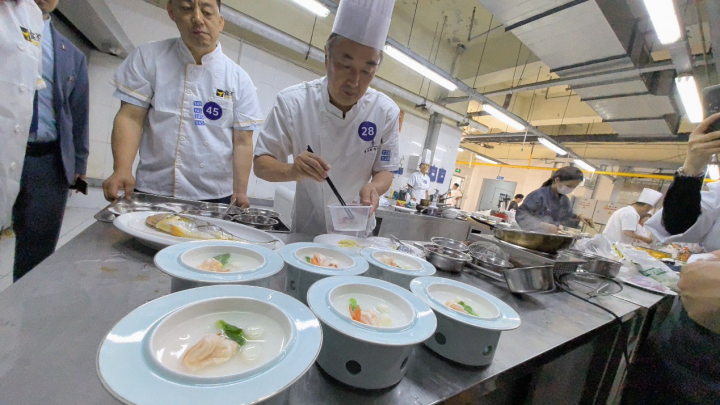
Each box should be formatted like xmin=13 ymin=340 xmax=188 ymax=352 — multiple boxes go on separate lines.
xmin=632 ymin=202 xmax=652 ymax=208
xmin=514 ymin=194 xmax=524 ymax=199
xmin=541 ymin=166 xmax=584 ymax=188
xmin=453 ymin=183 xmax=460 ymax=187
xmin=169 ymin=0 xmax=221 ymax=10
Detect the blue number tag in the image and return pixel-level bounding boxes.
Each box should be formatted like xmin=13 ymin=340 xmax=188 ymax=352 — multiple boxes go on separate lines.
xmin=203 ymin=101 xmax=222 ymax=121
xmin=358 ymin=122 xmax=377 ymax=142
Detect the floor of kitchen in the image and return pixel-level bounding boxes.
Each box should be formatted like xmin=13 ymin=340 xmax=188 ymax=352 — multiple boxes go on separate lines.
xmin=0 ymin=187 xmax=107 ymax=294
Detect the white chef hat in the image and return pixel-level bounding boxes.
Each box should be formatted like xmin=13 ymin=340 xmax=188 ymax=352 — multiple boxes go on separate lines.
xmin=332 ymin=0 xmax=396 ymax=50
xmin=637 ymin=188 xmax=663 ymax=206
xmin=421 ymin=149 xmax=432 ymax=165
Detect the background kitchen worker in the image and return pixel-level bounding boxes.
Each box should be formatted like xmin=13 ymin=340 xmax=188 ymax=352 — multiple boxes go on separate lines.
xmin=407 ymin=162 xmax=431 ymax=202
xmin=645 ymin=112 xmax=720 ymax=251
xmin=0 ymin=0 xmax=44 ymax=236
xmin=446 ymin=183 xmax=463 ymax=207
xmin=507 ymin=194 xmax=524 ymax=211
xmin=12 ymin=0 xmax=90 ymax=282
xmin=516 ymin=166 xmax=595 ymax=233
xmin=102 ymin=0 xmax=263 ymax=207
xmin=253 ymin=0 xmax=399 ymax=236
xmin=602 ymin=188 xmax=662 ymax=245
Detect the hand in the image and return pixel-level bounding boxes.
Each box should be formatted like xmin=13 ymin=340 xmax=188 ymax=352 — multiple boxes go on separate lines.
xmin=73 ymin=174 xmax=87 ymax=194
xmin=359 ymin=184 xmax=380 ymax=216
xmin=232 ymin=192 xmax=250 ymax=209
xmin=642 ymin=236 xmax=654 ymax=244
xmin=683 ymin=112 xmax=720 ymax=175
xmin=102 ymin=171 xmax=135 ymax=202
xmin=542 ymin=223 xmax=560 ymax=234
xmin=579 ymin=214 xmax=595 ymax=228
xmin=290 ymin=151 xmax=331 ymax=182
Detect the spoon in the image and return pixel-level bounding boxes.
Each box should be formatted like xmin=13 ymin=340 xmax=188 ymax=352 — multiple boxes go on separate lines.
xmin=390 ymin=234 xmax=417 ymax=255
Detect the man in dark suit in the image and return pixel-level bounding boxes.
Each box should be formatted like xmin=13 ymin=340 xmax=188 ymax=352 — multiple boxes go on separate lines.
xmin=12 ymin=0 xmax=89 ymax=282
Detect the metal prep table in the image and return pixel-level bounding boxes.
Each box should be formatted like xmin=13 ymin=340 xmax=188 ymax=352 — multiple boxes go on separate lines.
xmin=374 ymin=207 xmax=471 ymax=241
xmin=0 ymin=201 xmax=673 ymax=404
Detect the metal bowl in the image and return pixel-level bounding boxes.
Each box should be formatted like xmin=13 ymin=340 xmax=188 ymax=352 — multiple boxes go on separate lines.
xmin=183 ymin=209 xmax=232 ymax=221
xmin=502 ymin=265 xmax=555 ymax=293
xmin=198 ymin=203 xmax=245 ymax=215
xmin=233 ymin=214 xmax=279 ymax=231
xmin=422 ymin=244 xmax=471 ymax=273
xmin=245 ymin=208 xmax=280 ymax=218
xmin=430 ymin=237 xmax=469 ymax=253
xmin=470 ymin=254 xmax=514 ymax=273
xmin=494 ymin=228 xmax=574 ymax=254
xmin=566 ymin=250 xmax=622 ymax=278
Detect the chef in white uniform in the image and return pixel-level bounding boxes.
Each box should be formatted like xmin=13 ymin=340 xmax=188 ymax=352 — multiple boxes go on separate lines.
xmin=407 ymin=161 xmax=431 ymax=202
xmin=254 ymin=0 xmax=399 ymax=236
xmin=102 ymin=0 xmax=263 ymax=207
xmin=0 ymin=0 xmax=45 ymax=232
xmin=603 ymin=188 xmax=662 ymax=245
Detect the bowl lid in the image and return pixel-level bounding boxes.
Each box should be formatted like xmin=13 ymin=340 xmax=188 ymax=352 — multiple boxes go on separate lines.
xmin=360 ymin=247 xmax=435 ymax=276
xmin=97 ymin=285 xmax=322 ymax=404
xmin=154 ymin=241 xmax=284 ymax=283
xmin=307 ymin=276 xmax=437 ymax=346
xmin=410 ymin=277 xmax=521 ymax=330
xmin=280 ymin=242 xmax=368 ymax=275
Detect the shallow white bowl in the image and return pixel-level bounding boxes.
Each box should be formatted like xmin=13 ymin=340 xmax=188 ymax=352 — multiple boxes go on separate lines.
xmin=154 ymin=241 xmax=284 ymax=292
xmin=280 ymin=243 xmax=368 ymax=304
xmin=361 ymin=248 xmax=436 ymax=289
xmin=307 ymin=276 xmax=436 ymax=389
xmin=410 ymin=277 xmax=520 ymax=366
xmin=97 ymin=285 xmax=322 ymax=404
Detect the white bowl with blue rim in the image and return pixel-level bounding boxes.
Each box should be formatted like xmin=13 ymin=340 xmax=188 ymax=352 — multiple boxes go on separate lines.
xmin=154 ymin=241 xmax=285 ymax=293
xmin=361 ymin=247 xmax=436 ymax=290
xmin=281 ymin=242 xmax=368 ymax=304
xmin=409 ymin=276 xmax=520 ymax=366
xmin=97 ymin=285 xmax=322 ymax=405
xmin=307 ymin=276 xmax=437 ymax=389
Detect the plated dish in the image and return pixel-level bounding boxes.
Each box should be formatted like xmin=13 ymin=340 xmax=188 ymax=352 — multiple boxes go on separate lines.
xmin=313 ymin=234 xmax=383 ymax=254
xmin=97 ymin=285 xmax=322 ymax=404
xmin=114 ymin=211 xmax=284 ymax=251
xmin=361 ymin=248 xmax=436 ymax=290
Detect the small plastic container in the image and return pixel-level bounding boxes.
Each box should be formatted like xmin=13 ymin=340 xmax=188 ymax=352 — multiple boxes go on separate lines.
xmin=328 ymin=203 xmax=372 ymax=231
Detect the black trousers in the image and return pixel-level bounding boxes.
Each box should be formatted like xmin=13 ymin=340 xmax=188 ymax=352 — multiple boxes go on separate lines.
xmin=12 ymin=146 xmax=69 ymax=282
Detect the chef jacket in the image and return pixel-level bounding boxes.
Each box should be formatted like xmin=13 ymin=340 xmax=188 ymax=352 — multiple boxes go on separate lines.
xmin=408 ymin=171 xmax=430 ymax=201
xmin=113 ymin=38 xmax=263 ymax=200
xmin=0 ymin=0 xmax=45 ymax=230
xmin=516 ymin=186 xmax=578 ymax=231
xmin=446 ymin=189 xmax=462 ymax=206
xmin=646 ymin=181 xmax=720 ymax=252
xmin=255 ymin=77 xmax=400 ymax=236
xmin=603 ymin=205 xmax=640 ymax=244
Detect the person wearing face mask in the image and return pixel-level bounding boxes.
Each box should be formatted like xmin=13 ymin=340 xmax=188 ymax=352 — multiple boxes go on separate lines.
xmin=253 ymin=0 xmax=399 ymax=236
xmin=602 ymin=188 xmax=662 ymax=245
xmin=102 ymin=0 xmax=263 ymax=207
xmin=407 ymin=162 xmax=431 ymax=203
xmin=516 ymin=166 xmax=595 ymax=233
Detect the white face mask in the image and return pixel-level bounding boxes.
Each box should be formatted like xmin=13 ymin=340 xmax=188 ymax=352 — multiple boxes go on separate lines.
xmin=557 ymin=184 xmax=575 ymax=195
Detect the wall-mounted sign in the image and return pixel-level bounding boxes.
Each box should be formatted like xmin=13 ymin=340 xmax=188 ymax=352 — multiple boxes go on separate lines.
xmin=496 ymin=176 xmax=504 ymax=180
xmin=455 ymin=168 xmax=461 ymax=173
xmin=429 ymin=166 xmax=438 ymax=181
xmin=437 ymin=168 xmax=446 ymax=183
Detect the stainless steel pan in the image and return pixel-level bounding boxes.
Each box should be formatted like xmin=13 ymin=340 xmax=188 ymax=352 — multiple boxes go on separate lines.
xmin=493 ymin=228 xmax=574 ymax=254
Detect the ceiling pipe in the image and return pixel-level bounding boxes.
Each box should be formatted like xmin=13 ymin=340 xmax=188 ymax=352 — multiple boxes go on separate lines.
xmin=218 ymin=3 xmax=489 ymax=133
xmin=462 ymin=133 xmax=690 ymax=143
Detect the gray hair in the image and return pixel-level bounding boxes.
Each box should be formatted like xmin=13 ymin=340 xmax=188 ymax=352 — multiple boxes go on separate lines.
xmin=325 ymin=33 xmax=384 ymax=64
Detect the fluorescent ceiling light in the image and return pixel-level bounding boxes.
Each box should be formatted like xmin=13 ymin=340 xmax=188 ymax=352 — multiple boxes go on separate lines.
xmin=482 ymin=104 xmax=525 ymax=131
xmin=642 ymin=0 xmax=681 ymax=44
xmin=708 ymin=155 xmax=720 ymax=181
xmin=475 ymin=154 xmax=498 ymax=164
xmin=537 ymin=137 xmax=568 ymax=156
xmin=384 ymin=45 xmax=458 ymax=91
xmin=574 ymin=159 xmax=596 ymax=173
xmin=288 ymin=0 xmax=330 ymax=17
xmin=675 ymin=76 xmax=704 ymax=123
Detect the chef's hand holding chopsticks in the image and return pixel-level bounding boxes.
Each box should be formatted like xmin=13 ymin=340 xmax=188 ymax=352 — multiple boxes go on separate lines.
xmin=684 ymin=112 xmax=720 ymax=176
xmin=290 ymin=151 xmax=331 ymax=182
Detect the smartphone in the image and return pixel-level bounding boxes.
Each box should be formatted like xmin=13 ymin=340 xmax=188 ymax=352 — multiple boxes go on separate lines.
xmin=70 ymin=178 xmax=88 ymax=195
xmin=702 ymin=84 xmax=720 ymax=132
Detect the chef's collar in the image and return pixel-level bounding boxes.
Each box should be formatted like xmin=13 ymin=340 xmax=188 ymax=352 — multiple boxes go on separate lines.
xmin=176 ymin=38 xmax=223 ymax=65
xmin=321 ymin=76 xmax=358 ymax=119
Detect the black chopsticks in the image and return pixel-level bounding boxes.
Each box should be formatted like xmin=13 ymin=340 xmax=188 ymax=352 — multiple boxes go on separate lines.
xmin=306 ymin=145 xmax=355 ymax=220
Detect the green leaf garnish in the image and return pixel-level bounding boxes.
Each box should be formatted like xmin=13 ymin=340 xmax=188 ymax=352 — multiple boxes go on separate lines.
xmin=305 ymin=256 xmax=312 ymax=263
xmin=458 ymin=301 xmax=479 ymax=317
xmin=213 ymin=253 xmax=231 ymax=266
xmin=216 ymin=320 xmax=246 ymax=346
xmin=349 ymin=298 xmax=358 ymax=312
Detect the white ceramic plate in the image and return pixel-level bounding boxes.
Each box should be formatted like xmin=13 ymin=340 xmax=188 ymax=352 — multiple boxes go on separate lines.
xmin=313 ymin=234 xmax=383 ymax=254
xmin=97 ymin=285 xmax=322 ymax=404
xmin=114 ymin=211 xmax=284 ymax=251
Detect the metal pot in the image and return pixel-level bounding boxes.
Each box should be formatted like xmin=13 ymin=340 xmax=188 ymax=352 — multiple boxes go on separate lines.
xmin=566 ymin=250 xmax=622 ymax=278
xmin=494 ymin=228 xmax=574 ymax=254
xmin=245 ymin=208 xmax=280 ymax=218
xmin=470 ymin=254 xmax=514 ymax=273
xmin=503 ymin=265 xmax=555 ymax=293
xmin=422 ymin=244 xmax=471 ymax=273
xmin=430 ymin=237 xmax=469 ymax=253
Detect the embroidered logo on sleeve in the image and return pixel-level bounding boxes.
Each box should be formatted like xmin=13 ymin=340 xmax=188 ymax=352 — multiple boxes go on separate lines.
xmin=20 ymin=27 xmax=41 ymax=46
xmin=215 ymin=89 xmax=234 ymax=99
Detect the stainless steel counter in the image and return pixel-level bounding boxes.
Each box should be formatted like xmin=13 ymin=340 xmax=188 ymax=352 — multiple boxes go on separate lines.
xmin=0 ymin=217 xmax=672 ymax=404
xmin=375 ymin=207 xmax=471 ymax=241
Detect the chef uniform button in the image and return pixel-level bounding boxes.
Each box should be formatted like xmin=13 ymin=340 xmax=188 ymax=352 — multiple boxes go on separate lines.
xmin=185 ymin=89 xmax=192 ymax=95
xmin=200 ymin=163 xmax=206 ymax=168
xmin=14 ymin=125 xmax=21 ymax=134
xmin=10 ymin=162 xmax=17 ymax=170
xmin=177 ymin=116 xmax=181 ymax=122
xmin=203 ymin=141 xmax=209 ymax=146
xmin=19 ymin=84 xmax=26 ymax=93
xmin=17 ymin=42 xmax=25 ymax=51
xmin=180 ymin=136 xmax=186 ymax=141
xmin=184 ymin=112 xmax=189 ymax=117
xmin=213 ymin=73 xmax=219 ymax=78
